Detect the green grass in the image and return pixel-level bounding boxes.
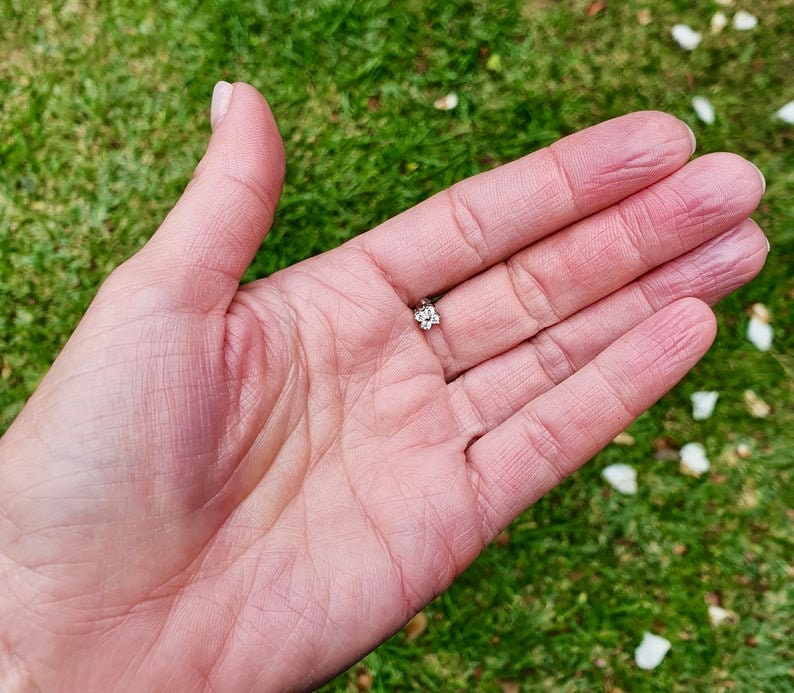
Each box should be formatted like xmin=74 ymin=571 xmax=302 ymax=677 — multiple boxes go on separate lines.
xmin=1 ymin=0 xmax=792 ymax=690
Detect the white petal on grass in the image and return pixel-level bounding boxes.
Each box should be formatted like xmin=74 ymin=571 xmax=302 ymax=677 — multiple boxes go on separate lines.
xmin=736 ymin=442 xmax=753 ymax=458
xmin=671 ymin=24 xmax=702 ymax=50
xmin=743 ymin=390 xmax=772 ymax=418
xmin=691 ymin=391 xmax=719 ymax=420
xmin=733 ymin=10 xmax=758 ymax=30
xmin=747 ymin=317 xmax=773 ymax=351
xmin=776 ymin=101 xmax=794 ymax=124
xmin=635 ymin=632 xmax=672 ymax=670
xmin=708 ymin=605 xmax=739 ymax=626
xmin=602 ymin=464 xmax=638 ymax=495
xmin=679 ymin=443 xmax=710 ymax=476
xmin=433 ymin=93 xmax=458 ymax=111
xmin=613 ymin=431 xmax=636 ymax=446
xmin=711 ymin=11 xmax=728 ymax=33
xmin=692 ymin=96 xmax=715 ymax=124
xmin=750 ymin=302 xmax=771 ymax=323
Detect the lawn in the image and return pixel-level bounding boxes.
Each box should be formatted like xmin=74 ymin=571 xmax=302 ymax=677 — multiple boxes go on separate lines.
xmin=1 ymin=0 xmax=792 ymax=690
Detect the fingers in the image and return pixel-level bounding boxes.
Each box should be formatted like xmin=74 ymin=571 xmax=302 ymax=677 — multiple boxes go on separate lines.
xmin=354 ymin=111 xmax=695 ymax=304
xmin=120 ymin=82 xmax=286 ymax=312
xmin=449 ymin=218 xmax=768 ymax=440
xmin=428 ymin=152 xmax=765 ymax=378
xmin=465 ymin=298 xmax=717 ymax=539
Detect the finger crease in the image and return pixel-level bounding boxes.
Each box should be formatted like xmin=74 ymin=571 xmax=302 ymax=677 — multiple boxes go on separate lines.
xmin=521 ymin=408 xmax=573 ymax=485
xmin=353 ymin=244 xmax=412 ymax=306
xmin=504 ymin=257 xmax=562 ymax=332
xmin=445 ymin=186 xmax=491 ymax=268
xmin=615 ymin=199 xmax=658 ymax=272
xmin=634 ymin=277 xmax=663 ymax=314
xmin=545 ymin=144 xmax=584 ymax=218
xmin=533 ymin=329 xmax=579 ymax=386
xmin=449 ymin=377 xmax=489 ymax=441
xmin=216 ymin=170 xmax=280 ymax=221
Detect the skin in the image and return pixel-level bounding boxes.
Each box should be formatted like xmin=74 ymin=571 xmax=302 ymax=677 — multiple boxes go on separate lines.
xmin=0 ymin=82 xmax=767 ymax=691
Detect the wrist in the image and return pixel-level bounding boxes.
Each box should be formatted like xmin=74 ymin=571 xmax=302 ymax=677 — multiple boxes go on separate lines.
xmin=0 ymin=558 xmax=43 ymax=692
xmin=0 ymin=637 xmax=39 ymax=693
xmin=0 ymin=438 xmax=45 ymax=692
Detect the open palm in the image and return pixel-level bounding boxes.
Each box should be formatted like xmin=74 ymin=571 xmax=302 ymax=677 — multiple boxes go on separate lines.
xmin=0 ymin=84 xmax=766 ymax=691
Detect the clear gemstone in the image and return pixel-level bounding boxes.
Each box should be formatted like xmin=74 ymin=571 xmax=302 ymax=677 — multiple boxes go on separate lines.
xmin=414 ymin=303 xmax=440 ymax=330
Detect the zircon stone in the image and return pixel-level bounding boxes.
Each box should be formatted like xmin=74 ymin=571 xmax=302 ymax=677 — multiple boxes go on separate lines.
xmin=414 ymin=301 xmax=440 ymax=330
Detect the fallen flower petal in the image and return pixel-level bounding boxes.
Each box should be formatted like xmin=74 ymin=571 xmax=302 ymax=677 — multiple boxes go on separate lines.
xmin=671 ymin=24 xmax=702 ymax=50
xmin=613 ymin=431 xmax=636 ymax=446
xmin=635 ymin=632 xmax=672 ymax=670
xmin=750 ymin=302 xmax=771 ymax=323
xmin=711 ymin=11 xmax=728 ymax=33
xmin=708 ymin=605 xmax=739 ymax=626
xmin=776 ymin=101 xmax=794 ymax=124
xmin=433 ymin=93 xmax=458 ymax=111
xmin=743 ymin=390 xmax=772 ymax=418
xmin=692 ymin=96 xmax=715 ymax=124
xmin=747 ymin=316 xmax=773 ymax=351
xmin=602 ymin=464 xmax=638 ymax=495
xmin=403 ymin=611 xmax=428 ymax=641
xmin=691 ymin=391 xmax=719 ymax=420
xmin=679 ymin=442 xmax=710 ymax=476
xmin=736 ymin=442 xmax=753 ymax=459
xmin=733 ymin=10 xmax=758 ymax=30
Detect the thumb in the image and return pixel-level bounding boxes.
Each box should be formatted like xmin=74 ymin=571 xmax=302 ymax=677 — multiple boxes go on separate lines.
xmin=122 ymin=81 xmax=286 ymax=312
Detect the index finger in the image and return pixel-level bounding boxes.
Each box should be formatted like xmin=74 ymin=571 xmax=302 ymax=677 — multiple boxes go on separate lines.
xmin=353 ymin=112 xmax=695 ymax=304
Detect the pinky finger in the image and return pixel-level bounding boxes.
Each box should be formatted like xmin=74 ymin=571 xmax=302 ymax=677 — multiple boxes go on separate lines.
xmin=466 ymin=298 xmax=716 ymax=540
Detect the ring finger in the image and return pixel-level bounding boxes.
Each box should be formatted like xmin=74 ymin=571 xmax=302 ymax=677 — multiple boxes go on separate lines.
xmin=447 ymin=217 xmax=768 ymax=440
xmin=425 ymin=152 xmax=764 ymax=380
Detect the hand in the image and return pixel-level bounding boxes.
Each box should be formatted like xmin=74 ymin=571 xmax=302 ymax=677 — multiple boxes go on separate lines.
xmin=0 ymin=82 xmax=766 ymax=691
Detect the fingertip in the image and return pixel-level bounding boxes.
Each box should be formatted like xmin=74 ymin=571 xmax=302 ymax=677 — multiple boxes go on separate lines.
xmin=552 ymin=111 xmax=698 ymax=207
xmin=223 ymin=81 xmax=287 ymax=178
xmin=672 ymin=152 xmax=766 ymax=219
xmin=742 ymin=216 xmax=770 ymax=252
xmin=669 ymin=296 xmax=718 ymax=350
xmin=675 ymin=294 xmax=714 ymax=316
xmin=710 ymin=153 xmax=766 ymax=200
xmin=683 ymin=121 xmax=697 ymax=156
xmin=200 ymin=80 xmax=286 ymax=196
xmin=748 ymin=161 xmax=766 ymax=194
xmin=134 ymin=81 xmax=287 ymax=311
xmin=211 ymin=81 xmax=234 ymax=131
xmin=732 ymin=217 xmax=770 ymax=283
xmin=682 ymin=218 xmax=770 ymax=306
xmin=607 ymin=110 xmax=697 ymax=157
xmin=658 ymin=111 xmax=697 ymax=157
